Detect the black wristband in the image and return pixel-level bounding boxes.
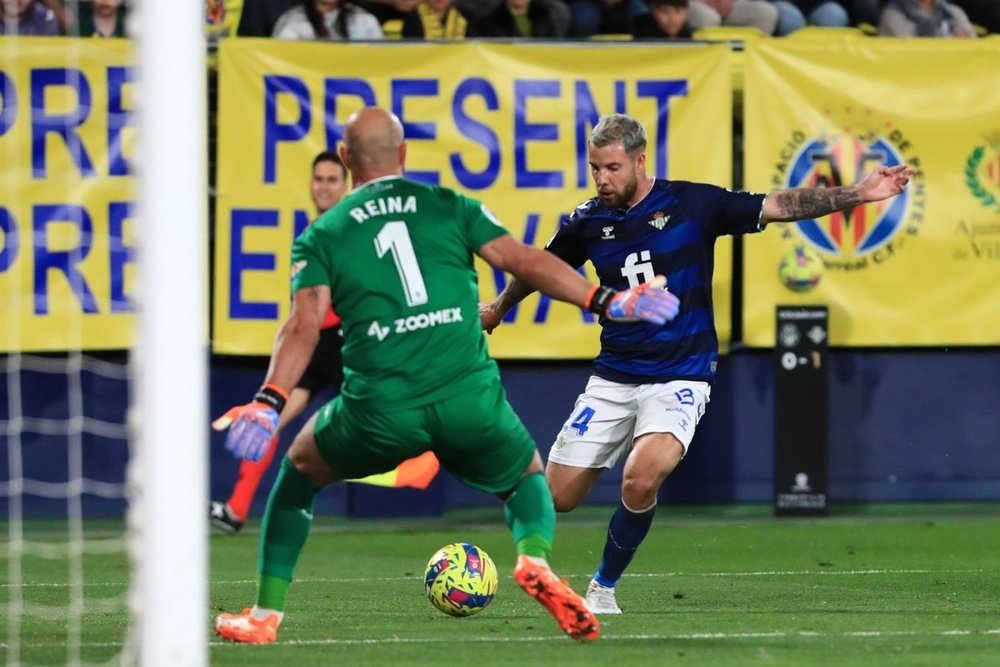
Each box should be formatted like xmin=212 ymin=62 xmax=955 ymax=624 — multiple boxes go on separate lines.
xmin=587 ymin=285 xmax=617 ymax=315
xmin=253 ymin=385 xmax=287 ymax=414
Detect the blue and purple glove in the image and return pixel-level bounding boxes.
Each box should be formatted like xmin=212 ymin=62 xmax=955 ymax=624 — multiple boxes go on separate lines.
xmin=586 ymin=275 xmax=679 ymax=325
xmin=211 ymin=384 xmax=287 ymax=462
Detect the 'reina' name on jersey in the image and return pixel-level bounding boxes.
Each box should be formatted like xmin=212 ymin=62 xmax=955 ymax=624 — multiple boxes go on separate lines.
xmin=348 ymin=195 xmax=417 ymax=223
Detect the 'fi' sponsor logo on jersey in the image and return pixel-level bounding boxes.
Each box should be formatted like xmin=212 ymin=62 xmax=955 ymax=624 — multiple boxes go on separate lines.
xmin=770 ymin=106 xmax=925 ymax=273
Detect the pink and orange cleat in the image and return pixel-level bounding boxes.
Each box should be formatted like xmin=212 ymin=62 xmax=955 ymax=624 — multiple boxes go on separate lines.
xmin=514 ymin=555 xmax=600 ymax=641
xmin=214 ymin=608 xmax=280 ymax=644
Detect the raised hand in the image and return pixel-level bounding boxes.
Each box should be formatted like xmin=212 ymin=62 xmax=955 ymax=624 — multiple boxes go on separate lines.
xmin=856 ymin=164 xmax=917 ymax=203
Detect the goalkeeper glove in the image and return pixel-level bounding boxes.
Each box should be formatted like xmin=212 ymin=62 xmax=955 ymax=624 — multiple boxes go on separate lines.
xmin=586 ymin=275 xmax=679 ymax=324
xmin=211 ymin=384 xmax=288 ymax=462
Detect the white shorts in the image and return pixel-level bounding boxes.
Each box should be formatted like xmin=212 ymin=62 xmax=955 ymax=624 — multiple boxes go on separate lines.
xmin=547 ymin=376 xmax=711 ymax=470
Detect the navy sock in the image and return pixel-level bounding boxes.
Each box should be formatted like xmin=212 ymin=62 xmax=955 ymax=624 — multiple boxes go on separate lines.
xmin=593 ymin=502 xmax=656 ymax=588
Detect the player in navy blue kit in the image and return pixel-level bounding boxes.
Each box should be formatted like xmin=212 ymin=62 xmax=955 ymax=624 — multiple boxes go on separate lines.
xmin=479 ymin=113 xmax=914 ymax=614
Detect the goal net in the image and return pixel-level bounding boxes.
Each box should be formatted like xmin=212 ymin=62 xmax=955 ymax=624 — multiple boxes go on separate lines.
xmin=0 ymin=1 xmax=207 ymax=665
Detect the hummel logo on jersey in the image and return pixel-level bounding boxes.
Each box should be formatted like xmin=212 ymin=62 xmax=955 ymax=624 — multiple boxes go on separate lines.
xmin=648 ymin=212 xmax=670 ymax=230
xmin=601 ymin=226 xmax=615 ymax=240
xmin=367 ymin=321 xmax=390 ymax=341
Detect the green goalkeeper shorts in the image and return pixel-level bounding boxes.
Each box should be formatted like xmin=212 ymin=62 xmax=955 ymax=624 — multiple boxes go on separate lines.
xmin=312 ymin=379 xmax=536 ymax=494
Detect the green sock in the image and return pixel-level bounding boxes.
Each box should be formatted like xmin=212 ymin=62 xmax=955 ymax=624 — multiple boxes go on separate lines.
xmin=256 ymin=457 xmax=320 ymax=611
xmin=502 ymin=472 xmax=555 ymax=560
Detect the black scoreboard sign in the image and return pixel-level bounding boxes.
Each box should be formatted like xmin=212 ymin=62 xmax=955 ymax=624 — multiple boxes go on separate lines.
xmin=774 ymin=306 xmax=829 ymax=516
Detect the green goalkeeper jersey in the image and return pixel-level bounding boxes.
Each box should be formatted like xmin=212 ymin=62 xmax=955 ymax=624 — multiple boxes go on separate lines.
xmin=291 ymin=175 xmax=509 ymax=409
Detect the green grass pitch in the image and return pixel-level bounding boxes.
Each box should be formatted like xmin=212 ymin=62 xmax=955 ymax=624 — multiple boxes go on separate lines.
xmin=2 ymin=503 xmax=999 ymax=666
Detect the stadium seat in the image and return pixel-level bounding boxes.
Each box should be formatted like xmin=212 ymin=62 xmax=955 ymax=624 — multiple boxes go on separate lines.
xmin=786 ymin=26 xmax=867 ymax=39
xmin=588 ymin=33 xmax=633 ymax=41
xmin=691 ymin=25 xmax=768 ymax=43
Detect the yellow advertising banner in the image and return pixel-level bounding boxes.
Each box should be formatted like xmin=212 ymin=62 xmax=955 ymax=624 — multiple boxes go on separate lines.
xmin=214 ymin=40 xmax=733 ymax=357
xmin=743 ymin=38 xmax=1000 ymax=347
xmin=0 ymin=38 xmax=136 ymax=352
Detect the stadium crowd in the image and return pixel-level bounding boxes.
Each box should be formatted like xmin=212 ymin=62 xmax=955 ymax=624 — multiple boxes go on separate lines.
xmin=0 ymin=0 xmax=996 ymax=39
xmin=229 ymin=0 xmax=995 ymax=38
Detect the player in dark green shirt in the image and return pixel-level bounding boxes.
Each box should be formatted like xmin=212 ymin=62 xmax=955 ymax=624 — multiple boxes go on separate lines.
xmin=213 ymin=107 xmax=682 ymax=644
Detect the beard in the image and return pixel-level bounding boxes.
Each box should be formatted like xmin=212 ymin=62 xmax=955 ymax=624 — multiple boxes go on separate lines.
xmin=599 ymin=177 xmax=638 ymax=210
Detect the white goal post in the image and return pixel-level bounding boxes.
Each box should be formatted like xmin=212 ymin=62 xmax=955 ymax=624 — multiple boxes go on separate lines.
xmin=131 ymin=0 xmax=208 ymax=665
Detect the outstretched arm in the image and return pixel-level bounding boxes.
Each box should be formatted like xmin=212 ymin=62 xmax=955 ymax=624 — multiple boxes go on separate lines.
xmin=211 ymin=285 xmax=327 ymax=461
xmin=479 ymin=274 xmax=537 ymax=333
xmin=263 ymin=285 xmax=328 ymax=392
xmin=477 ymin=235 xmax=678 ymax=329
xmin=762 ymin=164 xmax=915 ymax=225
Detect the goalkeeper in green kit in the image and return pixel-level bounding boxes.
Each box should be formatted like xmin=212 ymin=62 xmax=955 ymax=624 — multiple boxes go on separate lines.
xmin=213 ymin=107 xmax=681 ymax=643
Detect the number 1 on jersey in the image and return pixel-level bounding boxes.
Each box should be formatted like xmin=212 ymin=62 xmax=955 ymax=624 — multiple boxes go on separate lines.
xmin=374 ymin=221 xmax=428 ymax=306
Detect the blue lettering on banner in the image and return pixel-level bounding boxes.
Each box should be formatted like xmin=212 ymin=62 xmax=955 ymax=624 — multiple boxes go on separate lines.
xmin=263 ymin=75 xmax=311 ymax=184
xmin=107 ymin=66 xmax=135 ymax=177
xmin=514 ymin=80 xmax=562 ymax=188
xmin=322 ymin=77 xmax=376 ymax=156
xmin=229 ymin=209 xmax=279 ymax=319
xmin=490 ymin=212 xmax=595 ymax=326
xmin=31 ymin=68 xmax=96 ymax=179
xmin=393 ymin=78 xmax=439 ymax=184
xmin=108 ymin=201 xmax=135 ymax=313
xmin=451 ymin=77 xmax=499 ymax=191
xmin=637 ymin=80 xmax=688 ymax=180
xmin=0 ymin=70 xmax=16 ymax=137
xmin=257 ymin=76 xmax=688 ymax=188
xmin=0 ymin=207 xmax=18 ymax=273
xmin=573 ymin=82 xmax=601 ymax=189
xmin=33 ymin=204 xmax=98 ymax=315
xmin=293 ymin=208 xmax=311 ymax=239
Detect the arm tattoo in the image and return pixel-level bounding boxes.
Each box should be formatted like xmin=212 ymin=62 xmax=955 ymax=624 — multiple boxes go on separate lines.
xmin=769 ymin=186 xmax=863 ymax=222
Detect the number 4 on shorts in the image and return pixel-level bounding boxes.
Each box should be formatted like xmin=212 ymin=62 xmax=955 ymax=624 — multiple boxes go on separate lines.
xmin=570 ymin=407 xmax=595 ymax=436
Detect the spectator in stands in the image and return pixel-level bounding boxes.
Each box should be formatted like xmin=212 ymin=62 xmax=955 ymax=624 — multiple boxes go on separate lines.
xmin=72 ymin=0 xmax=128 ymax=38
xmin=769 ymin=1 xmax=851 ymax=34
xmin=688 ymin=0 xmax=779 ymax=35
xmin=879 ymin=0 xmax=977 ymax=36
xmin=475 ymin=0 xmax=570 ymax=38
xmin=942 ymin=0 xmax=996 ymax=33
xmin=365 ymin=0 xmax=475 ymax=39
xmin=633 ymin=0 xmax=693 ymax=38
xmin=38 ymin=0 xmax=69 ymax=32
xmin=1 ymin=0 xmax=60 ymax=34
xmin=273 ymin=0 xmax=384 ymax=39
xmin=847 ymin=0 xmax=882 ymax=26
xmin=568 ymin=0 xmax=650 ymax=38
xmin=238 ymin=0 xmax=296 ymax=36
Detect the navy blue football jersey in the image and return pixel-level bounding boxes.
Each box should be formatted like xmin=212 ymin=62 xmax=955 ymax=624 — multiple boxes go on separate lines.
xmin=547 ymin=179 xmax=765 ymax=384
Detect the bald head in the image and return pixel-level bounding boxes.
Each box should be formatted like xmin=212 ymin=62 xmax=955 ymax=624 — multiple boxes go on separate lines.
xmin=341 ymin=107 xmax=406 ymax=183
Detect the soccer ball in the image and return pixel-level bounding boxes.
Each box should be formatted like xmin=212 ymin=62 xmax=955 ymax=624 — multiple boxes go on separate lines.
xmin=424 ymin=542 xmax=498 ymax=617
xmin=778 ymin=245 xmax=824 ymax=292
